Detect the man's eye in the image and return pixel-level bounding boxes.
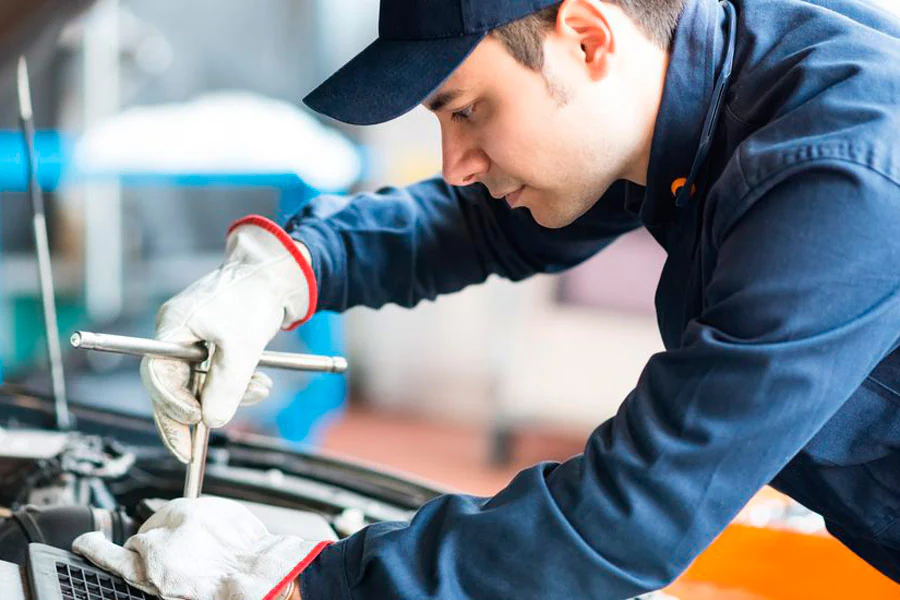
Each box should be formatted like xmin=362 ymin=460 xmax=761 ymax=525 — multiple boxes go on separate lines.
xmin=450 ymin=105 xmax=474 ymax=122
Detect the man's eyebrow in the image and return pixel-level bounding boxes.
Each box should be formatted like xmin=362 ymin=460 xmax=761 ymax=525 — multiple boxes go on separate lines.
xmin=425 ymin=88 xmax=468 ymax=112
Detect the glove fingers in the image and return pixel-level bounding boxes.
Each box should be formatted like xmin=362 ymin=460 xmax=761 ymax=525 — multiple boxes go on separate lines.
xmin=240 ymin=370 xmax=273 ymax=407
xmin=141 ymin=356 xmax=201 ymax=425
xmin=201 ymin=344 xmax=263 ymax=427
xmin=72 ymin=532 xmax=159 ymax=597
xmin=151 ymin=410 xmax=192 ymax=464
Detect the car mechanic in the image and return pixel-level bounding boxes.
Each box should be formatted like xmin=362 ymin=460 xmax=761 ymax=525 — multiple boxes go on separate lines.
xmin=72 ymin=0 xmax=900 ymax=598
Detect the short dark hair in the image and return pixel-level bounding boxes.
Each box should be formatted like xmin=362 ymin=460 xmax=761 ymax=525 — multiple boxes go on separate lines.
xmin=492 ymin=0 xmax=685 ymax=71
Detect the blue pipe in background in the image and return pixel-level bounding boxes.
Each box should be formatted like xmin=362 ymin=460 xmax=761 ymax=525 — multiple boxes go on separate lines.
xmin=0 ymin=131 xmax=72 ymax=192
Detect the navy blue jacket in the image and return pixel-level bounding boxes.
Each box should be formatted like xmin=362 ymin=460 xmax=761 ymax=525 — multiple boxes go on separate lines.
xmin=291 ymin=0 xmax=900 ymax=596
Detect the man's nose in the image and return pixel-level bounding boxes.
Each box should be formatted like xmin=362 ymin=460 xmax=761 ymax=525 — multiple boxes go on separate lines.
xmin=441 ymin=129 xmax=489 ymax=187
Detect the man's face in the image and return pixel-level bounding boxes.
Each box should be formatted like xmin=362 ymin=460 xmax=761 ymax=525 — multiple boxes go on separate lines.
xmin=424 ymin=33 xmax=640 ymax=229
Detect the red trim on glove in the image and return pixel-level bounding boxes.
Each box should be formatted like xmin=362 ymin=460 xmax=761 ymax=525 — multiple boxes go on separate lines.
xmin=262 ymin=541 xmax=334 ymax=600
xmin=227 ymin=215 xmax=318 ymax=329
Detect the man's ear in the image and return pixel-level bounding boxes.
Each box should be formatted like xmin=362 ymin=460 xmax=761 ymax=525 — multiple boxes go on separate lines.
xmin=555 ymin=0 xmax=614 ymax=80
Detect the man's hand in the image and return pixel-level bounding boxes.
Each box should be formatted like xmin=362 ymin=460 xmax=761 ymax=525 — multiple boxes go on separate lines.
xmin=142 ymin=215 xmax=316 ymax=462
xmin=73 ymin=496 xmax=330 ymax=600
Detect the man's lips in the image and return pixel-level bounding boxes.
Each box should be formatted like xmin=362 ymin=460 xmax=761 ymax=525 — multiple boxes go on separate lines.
xmin=505 ymin=186 xmax=525 ymax=207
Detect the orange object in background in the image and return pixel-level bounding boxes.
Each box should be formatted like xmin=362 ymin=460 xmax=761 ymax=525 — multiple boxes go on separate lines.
xmin=666 ymin=523 xmax=900 ymax=599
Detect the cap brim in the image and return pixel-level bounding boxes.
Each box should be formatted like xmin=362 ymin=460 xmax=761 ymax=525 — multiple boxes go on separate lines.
xmin=303 ymin=33 xmax=485 ymax=126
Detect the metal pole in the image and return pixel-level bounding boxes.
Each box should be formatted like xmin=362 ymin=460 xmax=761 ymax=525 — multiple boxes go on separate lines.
xmin=18 ymin=57 xmax=71 ymax=431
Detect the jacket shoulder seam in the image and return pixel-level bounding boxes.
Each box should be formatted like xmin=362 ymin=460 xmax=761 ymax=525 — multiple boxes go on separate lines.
xmin=715 ymin=154 xmax=900 ymax=248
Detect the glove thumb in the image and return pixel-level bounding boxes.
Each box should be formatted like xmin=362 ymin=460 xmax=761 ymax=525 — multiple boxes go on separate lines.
xmin=200 ymin=342 xmax=264 ymax=428
xmin=240 ymin=370 xmax=273 ymax=407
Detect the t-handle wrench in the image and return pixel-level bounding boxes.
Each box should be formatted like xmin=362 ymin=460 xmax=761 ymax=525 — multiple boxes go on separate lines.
xmin=71 ymin=330 xmax=348 ymax=498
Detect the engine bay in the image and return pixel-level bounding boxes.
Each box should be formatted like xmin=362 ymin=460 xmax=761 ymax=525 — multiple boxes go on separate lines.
xmin=0 ymin=386 xmax=442 ymax=572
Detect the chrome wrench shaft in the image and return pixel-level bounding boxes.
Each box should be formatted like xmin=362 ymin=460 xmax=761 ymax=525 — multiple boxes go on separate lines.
xmin=70 ymin=331 xmax=348 ymax=373
xmin=183 ymin=346 xmax=212 ymax=499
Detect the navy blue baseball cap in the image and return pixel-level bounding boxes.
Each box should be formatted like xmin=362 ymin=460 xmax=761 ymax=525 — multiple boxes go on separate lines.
xmin=303 ymin=0 xmax=560 ymax=125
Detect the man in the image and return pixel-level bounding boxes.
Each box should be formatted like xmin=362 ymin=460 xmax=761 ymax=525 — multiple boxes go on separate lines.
xmin=73 ymin=0 xmax=900 ymax=597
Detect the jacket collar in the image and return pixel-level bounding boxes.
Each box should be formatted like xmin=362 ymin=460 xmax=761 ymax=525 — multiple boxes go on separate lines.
xmin=626 ymin=0 xmax=728 ymax=226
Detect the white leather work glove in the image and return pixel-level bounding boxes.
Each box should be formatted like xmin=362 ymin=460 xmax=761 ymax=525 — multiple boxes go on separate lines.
xmin=142 ymin=215 xmax=317 ymax=463
xmin=73 ymin=496 xmax=331 ymax=600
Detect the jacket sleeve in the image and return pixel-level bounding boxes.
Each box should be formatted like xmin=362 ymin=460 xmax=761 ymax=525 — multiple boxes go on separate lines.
xmin=284 ymin=176 xmax=642 ymax=312
xmin=298 ymin=162 xmax=900 ymax=599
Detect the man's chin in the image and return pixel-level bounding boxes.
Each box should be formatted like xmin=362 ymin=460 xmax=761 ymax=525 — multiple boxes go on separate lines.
xmin=529 ymin=193 xmax=604 ymax=229
xmin=529 ymin=208 xmax=575 ymax=230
